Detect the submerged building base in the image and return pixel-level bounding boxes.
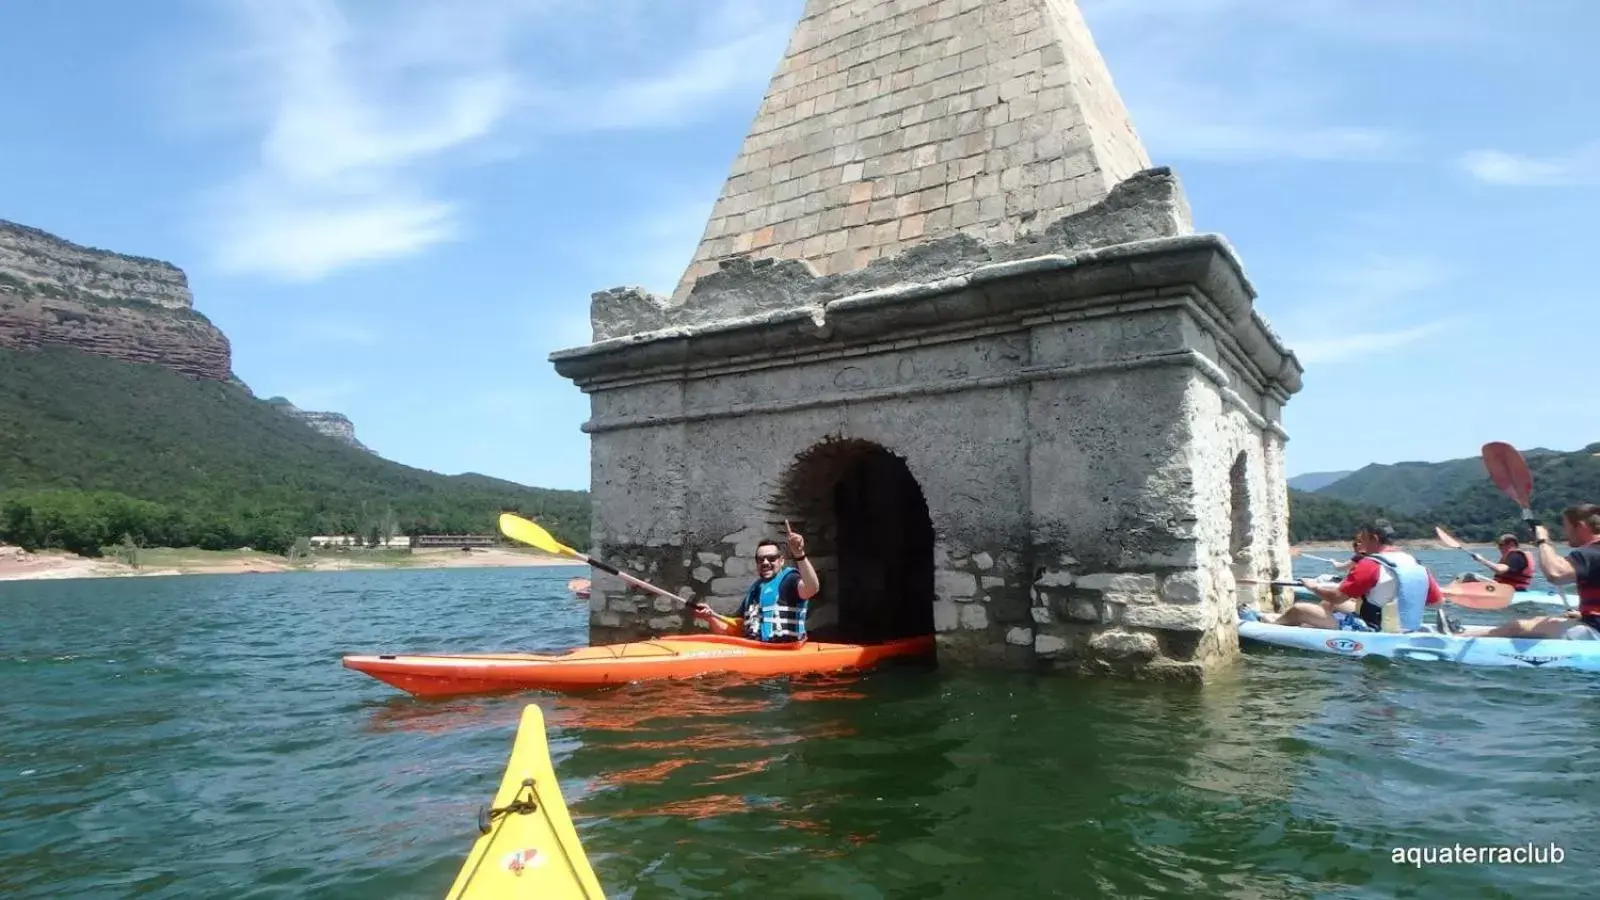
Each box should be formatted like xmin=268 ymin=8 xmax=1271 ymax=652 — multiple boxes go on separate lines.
xmin=552 ymin=170 xmax=1302 ymax=683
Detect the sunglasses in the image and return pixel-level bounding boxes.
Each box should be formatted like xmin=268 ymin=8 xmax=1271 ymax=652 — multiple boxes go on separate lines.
xmin=756 ymin=553 xmax=782 ymax=562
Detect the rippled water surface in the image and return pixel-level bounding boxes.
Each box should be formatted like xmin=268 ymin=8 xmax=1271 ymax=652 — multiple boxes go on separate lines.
xmin=3 ymin=554 xmax=1596 ymax=898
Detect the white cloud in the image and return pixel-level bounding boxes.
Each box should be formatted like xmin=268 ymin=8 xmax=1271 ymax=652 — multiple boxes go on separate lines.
xmin=185 ymin=0 xmax=796 ymax=282
xmin=1458 ymin=142 xmax=1600 ymax=186
xmin=525 ymin=19 xmax=794 ymax=133
xmin=1084 ymin=0 xmax=1501 ymax=45
xmin=1078 ymin=0 xmax=1465 ymax=164
xmin=1315 ymin=255 xmax=1452 ymax=313
xmin=211 ymin=188 xmax=461 ymax=281
xmin=1288 ymin=321 xmax=1452 ymax=365
xmin=193 ymin=0 xmax=529 ymax=281
xmin=526 ymin=310 xmax=597 ymax=355
xmin=626 ymin=197 xmax=720 ymax=297
xmin=1142 ymin=116 xmax=1403 ymax=164
xmin=271 ymin=379 xmax=363 ymax=410
xmin=1267 ymin=254 xmax=1458 ymax=365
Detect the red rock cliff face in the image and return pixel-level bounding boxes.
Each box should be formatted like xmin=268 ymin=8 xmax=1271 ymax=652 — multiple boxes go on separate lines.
xmin=0 ymin=219 xmax=234 ymax=382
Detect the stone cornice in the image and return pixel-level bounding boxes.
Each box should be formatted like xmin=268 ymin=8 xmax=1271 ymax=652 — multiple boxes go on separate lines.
xmin=550 ymin=233 xmax=1303 ymax=396
xmin=576 ymin=345 xmax=1289 ymax=440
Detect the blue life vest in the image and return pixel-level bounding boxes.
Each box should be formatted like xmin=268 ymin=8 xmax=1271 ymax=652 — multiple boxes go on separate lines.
xmin=1367 ymin=551 xmax=1432 ymax=632
xmin=740 ymin=566 xmax=807 ymax=642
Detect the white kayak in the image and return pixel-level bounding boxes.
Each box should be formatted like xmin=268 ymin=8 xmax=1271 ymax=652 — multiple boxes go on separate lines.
xmin=1238 ymin=621 xmax=1600 ymax=673
xmin=1502 ymin=589 xmax=1576 ymax=611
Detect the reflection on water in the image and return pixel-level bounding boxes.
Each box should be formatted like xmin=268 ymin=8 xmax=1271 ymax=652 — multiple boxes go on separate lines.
xmin=361 ymin=695 xmax=528 ymax=736
xmin=548 ymin=676 xmax=877 ymax=840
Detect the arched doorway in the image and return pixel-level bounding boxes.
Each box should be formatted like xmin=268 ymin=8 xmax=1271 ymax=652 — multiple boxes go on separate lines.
xmin=1228 ymin=451 xmax=1256 ymax=600
xmin=773 ymin=437 xmax=936 ymax=644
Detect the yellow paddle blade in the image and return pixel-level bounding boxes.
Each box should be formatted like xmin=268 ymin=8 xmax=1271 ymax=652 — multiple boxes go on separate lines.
xmin=498 ymin=513 xmax=575 ymax=557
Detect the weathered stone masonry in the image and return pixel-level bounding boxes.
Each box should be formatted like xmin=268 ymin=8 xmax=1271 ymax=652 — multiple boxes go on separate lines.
xmin=548 ymin=0 xmax=1303 ymax=681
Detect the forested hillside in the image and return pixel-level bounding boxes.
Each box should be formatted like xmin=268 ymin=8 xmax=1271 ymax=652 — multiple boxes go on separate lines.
xmin=0 ymin=346 xmax=589 ymax=555
xmin=1288 ymin=443 xmax=1600 ymax=542
xmin=1315 ymin=456 xmax=1498 ymax=514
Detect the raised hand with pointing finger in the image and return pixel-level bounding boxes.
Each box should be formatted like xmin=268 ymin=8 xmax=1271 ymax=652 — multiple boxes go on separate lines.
xmin=784 ymin=519 xmax=806 ymax=560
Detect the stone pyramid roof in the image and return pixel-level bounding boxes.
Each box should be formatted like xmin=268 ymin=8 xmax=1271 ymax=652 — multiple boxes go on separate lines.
xmin=671 ymin=0 xmax=1156 ymax=301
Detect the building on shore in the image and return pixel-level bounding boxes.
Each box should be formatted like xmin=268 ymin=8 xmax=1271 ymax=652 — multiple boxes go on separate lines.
xmin=409 ymin=534 xmax=501 ymax=550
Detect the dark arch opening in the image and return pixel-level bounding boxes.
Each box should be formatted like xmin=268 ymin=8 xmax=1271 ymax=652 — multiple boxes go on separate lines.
xmin=1228 ymin=451 xmax=1255 ymax=597
xmin=772 ymin=437 xmax=936 ymax=645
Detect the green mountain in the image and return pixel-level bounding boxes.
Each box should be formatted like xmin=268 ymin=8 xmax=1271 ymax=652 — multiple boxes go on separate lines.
xmin=1315 ymin=456 xmax=1490 ymax=513
xmin=1423 ymin=444 xmax=1600 ymax=539
xmin=1286 ymin=489 xmax=1423 ymax=544
xmin=1286 ymin=470 xmax=1353 ymax=492
xmin=1287 ymin=443 xmax=1600 ymax=543
xmin=1315 ymin=448 xmax=1566 ymax=514
xmin=0 ymin=345 xmax=590 ymax=555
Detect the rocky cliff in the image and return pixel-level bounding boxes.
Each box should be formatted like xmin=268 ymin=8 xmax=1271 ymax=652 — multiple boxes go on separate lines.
xmin=265 ymin=397 xmax=372 ymax=453
xmin=0 ymin=219 xmax=234 ymax=382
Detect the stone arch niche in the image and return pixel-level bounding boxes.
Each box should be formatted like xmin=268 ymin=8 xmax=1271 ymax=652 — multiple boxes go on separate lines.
xmin=1228 ymin=450 xmax=1256 ymax=599
xmin=772 ymin=436 xmax=937 ymax=644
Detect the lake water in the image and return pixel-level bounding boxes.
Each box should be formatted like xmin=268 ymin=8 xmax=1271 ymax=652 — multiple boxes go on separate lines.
xmin=2 ymin=550 xmax=1594 ymax=898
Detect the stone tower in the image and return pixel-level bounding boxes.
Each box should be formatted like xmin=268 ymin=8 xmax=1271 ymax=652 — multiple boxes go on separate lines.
xmin=550 ymin=0 xmax=1303 ymax=682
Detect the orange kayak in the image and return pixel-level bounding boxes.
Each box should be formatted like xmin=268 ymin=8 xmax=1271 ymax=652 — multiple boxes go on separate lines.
xmin=342 ymin=633 xmax=935 ymax=697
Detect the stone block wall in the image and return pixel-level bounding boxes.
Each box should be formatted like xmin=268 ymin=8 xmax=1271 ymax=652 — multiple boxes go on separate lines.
xmin=584 ymin=377 xmax=1040 ymax=659
xmin=580 ymin=317 xmax=1290 ymax=681
xmin=562 ymin=232 xmax=1302 ymax=679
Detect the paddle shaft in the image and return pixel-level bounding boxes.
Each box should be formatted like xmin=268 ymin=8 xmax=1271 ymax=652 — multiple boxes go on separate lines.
xmin=573 ymin=551 xmax=687 ymax=605
xmin=496 ymin=514 xmax=691 ymax=607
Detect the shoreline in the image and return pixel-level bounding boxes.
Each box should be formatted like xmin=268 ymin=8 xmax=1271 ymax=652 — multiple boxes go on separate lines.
xmin=2 ymin=538 xmax=1489 ymax=583
xmin=0 ymin=544 xmax=581 ymax=582
xmin=1292 ymin=538 xmax=1457 ymax=553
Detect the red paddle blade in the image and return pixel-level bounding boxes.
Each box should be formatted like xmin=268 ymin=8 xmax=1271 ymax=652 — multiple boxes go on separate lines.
xmin=1482 ymin=442 xmax=1533 ymax=509
xmin=1442 ymin=581 xmax=1513 ymax=610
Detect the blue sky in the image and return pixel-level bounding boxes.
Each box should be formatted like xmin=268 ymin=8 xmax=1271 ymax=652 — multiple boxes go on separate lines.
xmin=1 ymin=0 xmax=1594 ymax=492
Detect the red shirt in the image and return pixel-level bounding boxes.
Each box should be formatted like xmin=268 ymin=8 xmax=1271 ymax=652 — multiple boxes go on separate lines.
xmin=1338 ymin=550 xmax=1443 ymax=606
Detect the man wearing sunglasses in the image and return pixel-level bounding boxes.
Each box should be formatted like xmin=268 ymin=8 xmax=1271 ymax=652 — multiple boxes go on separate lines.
xmin=691 ymin=520 xmax=821 ymax=643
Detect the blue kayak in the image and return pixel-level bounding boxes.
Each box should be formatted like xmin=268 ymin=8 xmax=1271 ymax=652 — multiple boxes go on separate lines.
xmin=1499 ymin=589 xmax=1573 ymax=610
xmin=1238 ymin=621 xmax=1600 ymax=673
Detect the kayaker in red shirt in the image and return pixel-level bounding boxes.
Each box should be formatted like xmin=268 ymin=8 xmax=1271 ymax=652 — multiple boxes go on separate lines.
xmin=1253 ymin=522 xmax=1442 ymax=631
xmin=1481 ymin=504 xmax=1600 ymax=640
xmin=691 ymin=522 xmax=821 ymax=643
xmin=1462 ymin=534 xmax=1535 ymax=590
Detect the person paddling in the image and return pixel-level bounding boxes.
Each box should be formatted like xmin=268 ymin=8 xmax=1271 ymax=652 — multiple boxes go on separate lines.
xmin=691 ymin=520 xmax=821 ymax=643
xmin=1459 ymin=534 xmax=1535 ymax=590
xmin=1480 ymin=504 xmax=1600 ymax=640
xmin=1247 ymin=521 xmax=1443 ymax=632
